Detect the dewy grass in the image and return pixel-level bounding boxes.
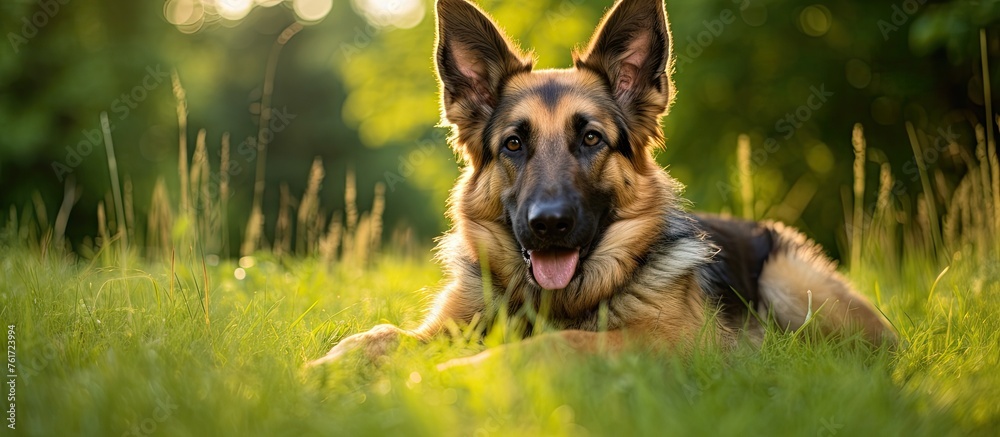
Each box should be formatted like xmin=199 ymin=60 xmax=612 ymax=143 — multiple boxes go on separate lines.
xmin=2 ymin=239 xmax=998 ymax=436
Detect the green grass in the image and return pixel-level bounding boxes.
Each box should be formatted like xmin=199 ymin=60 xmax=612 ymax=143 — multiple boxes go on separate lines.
xmin=2 ymin=241 xmax=998 ymax=437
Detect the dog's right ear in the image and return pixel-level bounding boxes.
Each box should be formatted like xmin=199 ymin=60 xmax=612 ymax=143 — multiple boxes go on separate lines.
xmin=435 ymin=0 xmax=532 ymax=166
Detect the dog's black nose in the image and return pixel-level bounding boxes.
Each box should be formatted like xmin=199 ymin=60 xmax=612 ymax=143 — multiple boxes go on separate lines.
xmin=528 ymin=201 xmax=576 ymax=240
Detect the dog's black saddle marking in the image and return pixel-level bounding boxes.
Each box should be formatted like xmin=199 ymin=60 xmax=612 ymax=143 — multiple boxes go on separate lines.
xmin=691 ymin=214 xmax=775 ymax=317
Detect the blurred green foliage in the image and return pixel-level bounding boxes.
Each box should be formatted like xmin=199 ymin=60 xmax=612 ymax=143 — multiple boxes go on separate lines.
xmin=1 ymin=0 xmax=998 ymax=257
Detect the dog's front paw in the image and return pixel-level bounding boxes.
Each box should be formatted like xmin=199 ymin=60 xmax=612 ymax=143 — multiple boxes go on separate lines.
xmin=436 ymin=349 xmax=497 ymax=371
xmin=307 ymin=324 xmax=410 ymax=367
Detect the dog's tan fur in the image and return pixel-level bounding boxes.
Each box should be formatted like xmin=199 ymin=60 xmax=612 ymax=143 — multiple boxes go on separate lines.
xmin=308 ymin=0 xmax=893 ymax=369
xmin=757 ymin=222 xmax=893 ymax=340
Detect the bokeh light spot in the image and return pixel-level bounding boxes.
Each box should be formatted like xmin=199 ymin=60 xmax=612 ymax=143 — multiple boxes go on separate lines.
xmin=904 ymin=103 xmax=928 ymax=128
xmin=164 ymin=0 xmax=204 ymax=26
xmin=294 ymin=0 xmax=334 ymax=22
xmin=845 ymin=58 xmax=872 ymax=89
xmin=353 ymin=0 xmax=426 ymax=29
xmin=871 ymin=97 xmax=901 ymax=126
xmin=239 ymin=256 xmax=256 ymax=268
xmin=216 ymin=0 xmax=254 ymax=21
xmin=800 ymin=5 xmax=831 ymax=37
xmin=740 ymin=4 xmax=768 ymax=27
xmin=806 ymin=142 xmax=835 ymax=174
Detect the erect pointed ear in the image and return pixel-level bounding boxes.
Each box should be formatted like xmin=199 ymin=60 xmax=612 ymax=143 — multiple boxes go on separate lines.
xmin=575 ymin=0 xmax=673 ymax=117
xmin=435 ymin=0 xmax=533 ymax=165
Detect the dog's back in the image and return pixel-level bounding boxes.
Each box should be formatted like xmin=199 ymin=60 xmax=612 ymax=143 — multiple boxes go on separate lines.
xmin=693 ymin=214 xmax=893 ymax=344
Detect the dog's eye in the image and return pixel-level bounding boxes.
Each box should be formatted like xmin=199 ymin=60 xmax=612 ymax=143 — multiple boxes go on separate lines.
xmin=504 ymin=136 xmax=522 ymax=152
xmin=583 ymin=131 xmax=602 ymax=147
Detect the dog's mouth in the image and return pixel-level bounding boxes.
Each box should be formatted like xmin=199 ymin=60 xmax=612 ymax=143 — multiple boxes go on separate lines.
xmin=521 ymin=244 xmax=594 ymax=290
xmin=513 ymin=208 xmax=610 ymax=290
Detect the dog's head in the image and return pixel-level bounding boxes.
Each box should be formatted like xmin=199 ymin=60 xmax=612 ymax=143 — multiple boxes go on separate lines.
xmin=436 ymin=0 xmax=674 ymax=291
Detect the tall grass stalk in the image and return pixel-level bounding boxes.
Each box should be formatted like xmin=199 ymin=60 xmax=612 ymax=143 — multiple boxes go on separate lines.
xmin=53 ymin=175 xmax=78 ymax=249
xmin=737 ymin=134 xmax=753 ymax=220
xmin=97 ymin=201 xmax=108 ymax=259
xmin=171 ymin=69 xmax=190 ymax=215
xmin=190 ymin=128 xmax=211 ymax=245
xmin=851 ymin=123 xmax=866 ymax=270
xmin=974 ymin=126 xmax=994 ymax=242
xmin=872 ymin=161 xmax=898 ymax=269
xmin=319 ymin=213 xmax=343 ymax=263
xmin=30 ymin=191 xmax=48 ymax=232
xmin=147 ymin=179 xmax=173 ymax=260
xmin=297 ymin=157 xmax=325 ymax=255
xmin=242 ymin=23 xmax=304 ymax=256
xmin=220 ymin=132 xmax=232 ymax=254
xmin=905 ymin=122 xmax=943 ymax=256
xmin=980 ymin=30 xmax=1000 ymax=244
xmin=275 ymin=183 xmax=293 ymax=256
xmin=370 ymin=182 xmax=386 ymax=259
xmin=100 ymin=111 xmax=128 ymax=266
xmin=343 ymin=168 xmax=359 ymax=261
xmin=124 ymin=175 xmax=136 ymax=247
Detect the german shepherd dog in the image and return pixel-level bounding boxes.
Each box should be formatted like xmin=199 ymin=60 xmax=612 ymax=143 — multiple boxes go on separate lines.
xmin=310 ymin=0 xmax=893 ymax=368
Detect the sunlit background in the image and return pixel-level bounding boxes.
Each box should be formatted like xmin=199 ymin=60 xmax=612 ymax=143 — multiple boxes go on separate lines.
xmin=1 ymin=0 xmax=997 ymax=258
xmin=162 ymin=0 xmax=425 ymax=31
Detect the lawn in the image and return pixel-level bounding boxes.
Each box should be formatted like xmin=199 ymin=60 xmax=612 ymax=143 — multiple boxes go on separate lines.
xmin=2 ymin=230 xmax=998 ymax=436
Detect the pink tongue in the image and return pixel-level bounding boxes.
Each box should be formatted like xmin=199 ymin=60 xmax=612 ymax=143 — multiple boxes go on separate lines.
xmin=529 ymin=249 xmax=580 ymax=290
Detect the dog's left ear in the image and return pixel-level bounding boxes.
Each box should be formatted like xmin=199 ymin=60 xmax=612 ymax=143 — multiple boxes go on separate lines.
xmin=575 ymin=0 xmax=673 ymax=118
